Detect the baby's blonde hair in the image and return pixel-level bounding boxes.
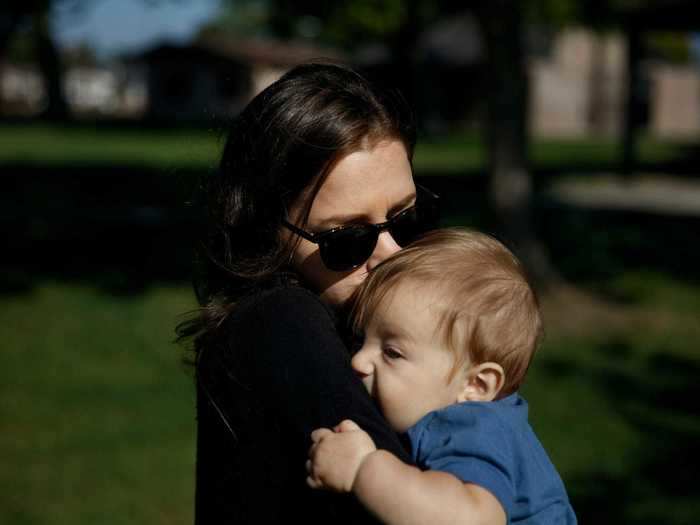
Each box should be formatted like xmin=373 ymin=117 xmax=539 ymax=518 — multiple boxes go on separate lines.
xmin=351 ymin=228 xmax=543 ymax=397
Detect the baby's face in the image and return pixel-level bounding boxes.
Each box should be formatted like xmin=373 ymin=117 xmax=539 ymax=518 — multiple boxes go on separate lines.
xmin=351 ymin=281 xmax=469 ymax=433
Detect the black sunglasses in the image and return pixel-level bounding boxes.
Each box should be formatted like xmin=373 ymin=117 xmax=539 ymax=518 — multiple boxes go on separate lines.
xmin=283 ymin=185 xmax=439 ymax=272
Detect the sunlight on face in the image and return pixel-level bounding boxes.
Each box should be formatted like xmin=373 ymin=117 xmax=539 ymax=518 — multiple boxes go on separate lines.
xmin=285 ymin=139 xmax=416 ymax=307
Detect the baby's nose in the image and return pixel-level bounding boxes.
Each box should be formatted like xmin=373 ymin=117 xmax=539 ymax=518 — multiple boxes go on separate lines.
xmin=351 ymin=347 xmax=375 ymax=377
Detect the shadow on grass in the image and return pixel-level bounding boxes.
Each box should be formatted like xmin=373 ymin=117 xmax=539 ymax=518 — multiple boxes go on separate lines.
xmin=540 ymin=347 xmax=700 ymax=524
xmin=424 ymin=172 xmax=700 ymax=296
xmin=1 ymin=164 xmax=203 ymax=296
xmin=2 ymin=164 xmax=700 ymax=298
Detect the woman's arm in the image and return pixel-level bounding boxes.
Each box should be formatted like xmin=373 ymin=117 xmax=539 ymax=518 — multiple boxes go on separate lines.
xmin=229 ymin=285 xmax=413 ymax=462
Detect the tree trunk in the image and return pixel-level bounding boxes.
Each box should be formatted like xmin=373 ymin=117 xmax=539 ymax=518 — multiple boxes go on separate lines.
xmin=0 ymin=10 xmax=25 ymax=57
xmin=33 ymin=10 xmax=69 ymax=120
xmin=387 ymin=1 xmax=421 ymax=108
xmin=476 ymin=0 xmax=558 ymax=287
xmin=622 ymin=27 xmax=642 ymax=177
xmin=0 ymin=10 xmax=25 ymax=114
xmin=587 ymin=33 xmax=608 ymax=135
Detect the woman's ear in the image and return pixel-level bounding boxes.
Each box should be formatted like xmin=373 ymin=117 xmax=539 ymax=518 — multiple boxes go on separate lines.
xmin=457 ymin=362 xmax=505 ymax=402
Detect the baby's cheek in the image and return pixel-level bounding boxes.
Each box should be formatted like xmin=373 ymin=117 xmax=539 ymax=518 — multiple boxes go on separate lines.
xmin=361 ymin=376 xmax=373 ymax=394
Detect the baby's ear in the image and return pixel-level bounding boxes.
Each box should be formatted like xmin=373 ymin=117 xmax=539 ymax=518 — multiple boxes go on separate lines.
xmin=458 ymin=362 xmax=505 ymax=402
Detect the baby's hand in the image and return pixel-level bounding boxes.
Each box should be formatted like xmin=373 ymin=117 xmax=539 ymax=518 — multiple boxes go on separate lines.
xmin=306 ymin=419 xmax=377 ymax=493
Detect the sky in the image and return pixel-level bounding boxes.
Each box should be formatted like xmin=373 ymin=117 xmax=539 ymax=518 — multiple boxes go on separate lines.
xmin=51 ymin=0 xmax=222 ymax=59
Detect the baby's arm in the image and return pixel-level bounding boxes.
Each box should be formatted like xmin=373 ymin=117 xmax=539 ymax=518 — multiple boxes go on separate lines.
xmin=307 ymin=420 xmax=506 ymax=525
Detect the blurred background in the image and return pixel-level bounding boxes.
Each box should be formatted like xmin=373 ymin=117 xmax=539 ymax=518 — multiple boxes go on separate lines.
xmin=2 ymin=0 xmax=699 ymax=523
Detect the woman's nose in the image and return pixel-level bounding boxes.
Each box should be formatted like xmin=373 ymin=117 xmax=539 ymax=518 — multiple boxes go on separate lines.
xmin=366 ymin=231 xmax=401 ymax=271
xmin=351 ymin=347 xmax=375 ymax=377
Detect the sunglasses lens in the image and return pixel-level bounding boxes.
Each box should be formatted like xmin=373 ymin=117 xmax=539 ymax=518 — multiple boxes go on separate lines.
xmin=314 ymin=187 xmax=439 ymax=272
xmin=320 ymin=226 xmax=378 ymax=272
xmin=390 ymin=202 xmax=439 ymax=247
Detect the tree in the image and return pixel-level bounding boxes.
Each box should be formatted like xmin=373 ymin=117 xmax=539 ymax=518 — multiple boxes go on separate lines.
xmin=1 ymin=0 xmax=70 ymax=119
xmin=0 ymin=0 xmax=185 ymax=120
xmin=475 ymin=0 xmax=560 ymax=286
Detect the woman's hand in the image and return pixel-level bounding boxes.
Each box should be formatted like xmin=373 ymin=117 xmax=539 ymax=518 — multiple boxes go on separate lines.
xmin=306 ymin=419 xmax=378 ymax=493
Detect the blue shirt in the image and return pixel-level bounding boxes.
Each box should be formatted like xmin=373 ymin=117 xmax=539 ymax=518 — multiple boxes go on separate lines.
xmin=406 ymin=393 xmax=577 ymax=524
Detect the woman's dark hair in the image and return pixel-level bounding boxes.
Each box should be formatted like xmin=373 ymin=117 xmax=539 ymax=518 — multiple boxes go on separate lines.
xmin=176 ymin=61 xmax=416 ymax=355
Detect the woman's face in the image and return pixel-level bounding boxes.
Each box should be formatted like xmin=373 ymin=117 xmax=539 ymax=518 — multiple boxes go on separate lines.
xmin=285 ymin=139 xmax=416 ymax=307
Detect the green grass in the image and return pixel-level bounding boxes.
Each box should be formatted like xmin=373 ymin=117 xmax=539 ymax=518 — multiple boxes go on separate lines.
xmin=1 ymin=285 xmax=198 ymax=525
xmin=0 ymin=124 xmax=223 ymax=170
xmin=2 ymin=273 xmax=699 ymax=524
xmin=0 ymin=123 xmax=694 ymax=174
xmin=524 ymin=272 xmax=700 ymax=523
xmin=3 ymin=122 xmax=699 ymax=523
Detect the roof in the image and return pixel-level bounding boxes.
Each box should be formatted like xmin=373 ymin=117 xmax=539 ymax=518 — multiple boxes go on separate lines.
xmin=128 ymin=34 xmax=346 ymax=68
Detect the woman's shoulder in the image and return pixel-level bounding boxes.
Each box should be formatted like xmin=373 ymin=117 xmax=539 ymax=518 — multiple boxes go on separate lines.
xmin=233 ymin=282 xmax=336 ymax=326
xmin=216 ymin=282 xmax=344 ymax=351
xmin=201 ymin=281 xmax=354 ymax=401
xmin=197 ymin=282 xmax=345 ymax=383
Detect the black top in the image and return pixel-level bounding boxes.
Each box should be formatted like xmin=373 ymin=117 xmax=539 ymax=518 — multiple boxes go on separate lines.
xmin=194 ymin=282 xmax=413 ymax=524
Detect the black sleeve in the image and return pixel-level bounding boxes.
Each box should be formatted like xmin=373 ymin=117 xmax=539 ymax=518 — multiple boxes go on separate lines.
xmin=232 ymin=285 xmax=413 ymax=463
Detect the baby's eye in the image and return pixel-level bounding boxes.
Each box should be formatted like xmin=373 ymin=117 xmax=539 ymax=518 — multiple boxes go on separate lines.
xmin=383 ymin=347 xmax=403 ymax=360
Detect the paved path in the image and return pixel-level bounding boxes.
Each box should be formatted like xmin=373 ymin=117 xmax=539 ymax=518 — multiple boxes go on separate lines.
xmin=547 ymin=175 xmax=700 ymax=216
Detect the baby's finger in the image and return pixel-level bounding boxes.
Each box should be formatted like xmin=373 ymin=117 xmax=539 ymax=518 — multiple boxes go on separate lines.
xmin=310 ymin=427 xmax=333 ymax=443
xmin=306 ymin=475 xmax=321 ymax=490
xmin=336 ymin=419 xmax=361 ymax=432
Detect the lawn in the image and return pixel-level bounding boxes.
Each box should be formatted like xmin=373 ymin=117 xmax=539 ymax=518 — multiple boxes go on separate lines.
xmin=0 ymin=122 xmax=694 ymax=173
xmin=1 ymin=284 xmax=198 ymax=525
xmin=3 ymin=274 xmax=699 ymax=524
xmin=2 ymin=122 xmax=700 ymax=524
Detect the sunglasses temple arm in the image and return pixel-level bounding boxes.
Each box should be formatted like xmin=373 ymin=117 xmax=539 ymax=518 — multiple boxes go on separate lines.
xmin=417 ymin=183 xmax=440 ymax=200
xmin=283 ymin=221 xmax=317 ymax=242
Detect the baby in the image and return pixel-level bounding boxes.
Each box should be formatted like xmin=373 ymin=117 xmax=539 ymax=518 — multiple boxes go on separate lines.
xmin=306 ymin=228 xmax=576 ymax=525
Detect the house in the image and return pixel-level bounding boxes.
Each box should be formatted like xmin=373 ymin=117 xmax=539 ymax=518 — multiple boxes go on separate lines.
xmin=530 ymin=28 xmax=700 ymax=139
xmin=0 ymin=63 xmax=45 ymax=115
xmin=129 ymin=35 xmax=345 ymax=122
xmin=0 ymin=58 xmax=145 ymax=118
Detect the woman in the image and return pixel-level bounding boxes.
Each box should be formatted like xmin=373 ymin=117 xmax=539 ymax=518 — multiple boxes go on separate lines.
xmin=179 ymin=62 xmax=439 ymax=524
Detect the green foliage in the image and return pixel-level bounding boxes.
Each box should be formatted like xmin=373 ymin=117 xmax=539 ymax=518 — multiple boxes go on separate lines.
xmin=197 ymin=0 xmax=271 ymax=39
xmin=524 ymin=0 xmax=581 ymax=28
xmin=647 ymin=32 xmax=691 ymax=63
xmin=322 ymin=0 xmax=407 ymax=48
xmin=210 ymin=0 xmax=694 ymax=47
xmin=4 ymin=27 xmax=39 ymax=64
xmin=214 ymin=0 xmax=446 ymax=49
